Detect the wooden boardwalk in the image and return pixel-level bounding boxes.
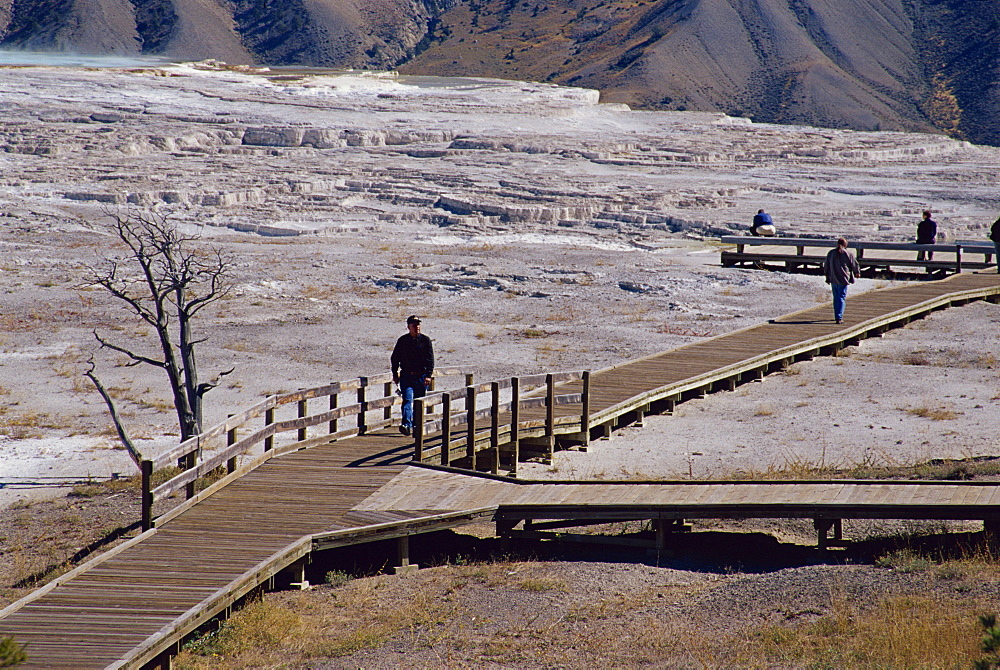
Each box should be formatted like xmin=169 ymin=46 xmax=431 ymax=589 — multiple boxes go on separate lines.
xmin=413 ymin=270 xmax=1000 ymax=466
xmin=0 ymin=433 xmax=416 ymax=669
xmin=1 ymin=271 xmax=999 ymax=668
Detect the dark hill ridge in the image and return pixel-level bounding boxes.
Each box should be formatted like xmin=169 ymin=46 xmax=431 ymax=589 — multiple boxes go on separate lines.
xmin=0 ymin=0 xmax=996 ymax=145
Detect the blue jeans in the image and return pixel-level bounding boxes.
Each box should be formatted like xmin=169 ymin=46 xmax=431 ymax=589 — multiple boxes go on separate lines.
xmin=831 ymin=284 xmax=848 ymax=321
xmin=399 ymin=374 xmax=427 ymax=429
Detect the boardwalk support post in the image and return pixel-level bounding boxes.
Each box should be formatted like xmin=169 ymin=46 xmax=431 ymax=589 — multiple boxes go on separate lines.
xmin=287 ymin=558 xmax=310 ymax=590
xmin=384 ymin=381 xmax=393 ymax=422
xmin=441 ymin=393 xmax=452 ymax=466
xmin=181 ymin=443 xmax=196 ymax=500
xmin=545 ymin=373 xmax=555 ymax=462
xmin=394 ymin=535 xmax=418 ymax=575
xmin=413 ymin=398 xmax=424 ymax=461
xmin=466 ymin=385 xmax=476 ymax=463
xmin=490 ymin=381 xmax=500 ymax=474
xmin=297 ymin=398 xmax=307 ymax=442
xmin=264 ymin=406 xmax=275 ymax=451
xmin=141 ymin=459 xmax=153 ymax=531
xmin=227 ymin=416 xmax=237 ymax=474
xmin=580 ymin=370 xmax=591 ymax=451
xmin=510 ymin=377 xmax=520 ymax=476
xmin=357 ymin=377 xmax=368 ymax=435
xmin=329 ymin=391 xmax=338 ymax=436
xmin=813 ymin=518 xmax=844 ymax=550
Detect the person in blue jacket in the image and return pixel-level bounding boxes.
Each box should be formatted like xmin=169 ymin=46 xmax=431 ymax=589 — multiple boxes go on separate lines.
xmin=751 ymin=209 xmax=775 ymax=236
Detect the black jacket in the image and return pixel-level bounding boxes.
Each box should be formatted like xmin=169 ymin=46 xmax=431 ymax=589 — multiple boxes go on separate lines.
xmin=990 ymin=217 xmax=1000 ymax=243
xmin=391 ymin=333 xmax=434 ymax=379
xmin=916 ymin=217 xmax=937 ymax=244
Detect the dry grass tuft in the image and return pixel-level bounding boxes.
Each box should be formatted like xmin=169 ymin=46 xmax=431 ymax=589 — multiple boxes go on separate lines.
xmin=753 ymin=403 xmax=775 ymax=417
xmin=905 ymin=406 xmax=959 ymax=421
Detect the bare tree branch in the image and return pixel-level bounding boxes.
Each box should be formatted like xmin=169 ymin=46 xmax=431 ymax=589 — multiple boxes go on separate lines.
xmin=84 ymin=358 xmax=142 ymax=469
xmin=197 ymin=366 xmax=236 ymax=397
xmin=93 ymin=330 xmax=165 ymax=368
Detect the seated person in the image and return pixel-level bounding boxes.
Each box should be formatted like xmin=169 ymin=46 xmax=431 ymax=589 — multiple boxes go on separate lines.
xmin=751 ymin=209 xmax=776 ymax=237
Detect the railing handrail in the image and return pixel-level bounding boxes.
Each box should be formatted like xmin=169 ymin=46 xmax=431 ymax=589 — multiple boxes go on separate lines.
xmin=413 ymin=370 xmax=591 ymax=469
xmin=140 ymin=368 xmax=475 ymax=529
xmin=720 ymin=235 xmax=996 ymax=252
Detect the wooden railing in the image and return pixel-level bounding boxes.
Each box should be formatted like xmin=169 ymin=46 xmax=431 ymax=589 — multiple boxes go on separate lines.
xmin=412 ymin=370 xmax=591 ymax=475
xmin=720 ymin=235 xmax=997 ymax=274
xmin=139 ymin=368 xmax=472 ymax=529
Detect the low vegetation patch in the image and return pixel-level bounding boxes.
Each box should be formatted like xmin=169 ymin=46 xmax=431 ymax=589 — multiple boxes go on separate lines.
xmin=726 ymin=455 xmax=1000 ymax=481
xmin=727 ymin=594 xmax=981 ymax=668
xmin=905 ymin=405 xmax=960 ymax=420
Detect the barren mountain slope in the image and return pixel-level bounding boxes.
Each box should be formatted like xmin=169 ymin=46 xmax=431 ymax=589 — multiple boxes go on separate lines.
xmin=0 ymin=0 xmax=445 ymax=66
xmin=402 ymin=0 xmax=998 ymax=141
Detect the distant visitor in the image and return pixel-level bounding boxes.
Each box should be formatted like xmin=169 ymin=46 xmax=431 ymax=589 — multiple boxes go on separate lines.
xmin=915 ymin=209 xmax=937 ymax=261
xmin=391 ymin=315 xmax=434 ymax=436
xmin=823 ymin=237 xmax=861 ymax=325
xmin=990 ymin=215 xmax=1000 ymax=274
xmin=751 ymin=209 xmax=776 ymax=237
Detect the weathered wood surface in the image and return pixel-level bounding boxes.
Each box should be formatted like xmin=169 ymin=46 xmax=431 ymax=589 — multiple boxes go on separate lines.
xmin=0 ymin=432 xmax=413 ymax=669
xmin=354 ymin=466 xmax=1000 ymax=523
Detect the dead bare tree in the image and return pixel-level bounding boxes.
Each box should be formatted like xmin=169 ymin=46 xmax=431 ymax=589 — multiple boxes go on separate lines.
xmin=85 ymin=208 xmax=234 ymax=444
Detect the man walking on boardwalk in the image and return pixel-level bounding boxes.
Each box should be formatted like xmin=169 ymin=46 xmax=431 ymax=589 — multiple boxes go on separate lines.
xmin=823 ymin=238 xmax=861 ymax=324
xmin=391 ymin=315 xmax=434 ymax=436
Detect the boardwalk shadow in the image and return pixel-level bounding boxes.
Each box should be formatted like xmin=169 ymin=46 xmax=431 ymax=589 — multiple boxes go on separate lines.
xmin=346 ymin=443 xmax=414 ymax=467
xmin=768 ymin=319 xmax=831 ymax=325
xmin=318 ymin=528 xmax=996 ymax=578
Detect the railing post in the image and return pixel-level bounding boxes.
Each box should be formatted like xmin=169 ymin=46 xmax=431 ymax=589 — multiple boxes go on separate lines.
xmin=510 ymin=377 xmax=520 ymax=477
xmin=357 ymin=377 xmax=368 ymax=435
xmin=465 ymin=372 xmax=475 ymax=387
xmin=384 ymin=381 xmax=393 ymax=422
xmin=956 ymin=245 xmax=963 ymax=273
xmin=441 ymin=392 xmax=452 ymax=466
xmin=581 ymin=370 xmax=591 ymax=449
xmin=297 ymin=398 xmax=308 ymax=442
xmin=329 ymin=391 xmax=338 ymax=436
xmin=466 ymin=385 xmax=476 ymax=462
xmin=490 ymin=381 xmax=500 ymax=474
xmin=227 ymin=416 xmax=237 ymax=474
xmin=264 ymin=406 xmax=275 ymax=451
xmin=183 ymin=447 xmax=196 ymax=500
xmin=141 ymin=459 xmax=154 ymax=531
xmin=414 ymin=398 xmax=424 ymax=461
xmin=545 ymin=373 xmax=555 ymax=461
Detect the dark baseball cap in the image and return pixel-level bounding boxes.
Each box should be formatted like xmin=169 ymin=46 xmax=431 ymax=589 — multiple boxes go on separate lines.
xmin=406 ymin=315 xmax=421 ymax=325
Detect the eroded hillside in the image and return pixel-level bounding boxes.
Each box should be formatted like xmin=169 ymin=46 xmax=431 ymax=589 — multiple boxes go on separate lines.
xmin=0 ymin=0 xmax=997 ymax=143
